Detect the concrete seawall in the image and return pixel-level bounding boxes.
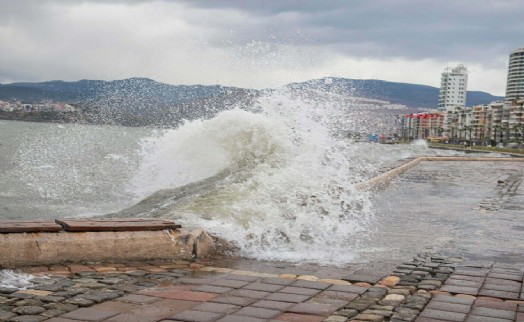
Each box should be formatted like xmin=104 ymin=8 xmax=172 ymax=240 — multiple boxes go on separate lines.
xmin=0 ymin=228 xmax=228 ymax=268
xmin=355 ymin=156 xmax=524 ymax=191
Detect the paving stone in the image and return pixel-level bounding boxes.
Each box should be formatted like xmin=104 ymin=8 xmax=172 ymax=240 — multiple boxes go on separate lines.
xmin=316 ymin=291 xmax=359 ymax=301
xmin=192 ymin=302 xmax=241 ymax=314
xmin=354 ymin=313 xmax=384 ymax=321
xmin=451 ymin=275 xmax=485 ymax=282
xmin=454 ymin=268 xmax=488 ymax=277
xmin=478 ymin=289 xmax=519 ymax=300
xmin=445 ymin=279 xmax=483 ymax=288
xmin=426 ymin=300 xmax=471 ymax=313
xmin=65 ymin=297 xmax=96 ymax=307
xmin=192 ymin=285 xmax=233 ymax=294
xmin=482 ymin=283 xmax=521 ymax=292
xmin=487 ymin=273 xmax=523 ymax=282
xmin=41 ymin=308 xmax=66 ymax=318
xmin=265 ymin=292 xmax=311 ymax=303
xmin=12 ymin=305 xmax=46 ymax=315
xmin=261 ymin=277 xmax=295 ymax=286
xmin=474 ymin=299 xmax=518 ymax=311
xmin=103 ymin=313 xmax=159 ymax=322
xmin=210 ymin=279 xmax=250 ymax=289
xmin=279 ymin=286 xmax=321 ymax=296
xmin=470 ymin=306 xmax=516 ymax=320
xmin=290 ymin=280 xmax=331 ymax=290
xmin=486 ymin=278 xmax=521 ymax=286
xmin=342 ymin=273 xmax=385 ymax=284
xmin=362 ymin=309 xmax=393 ymax=317
xmin=307 ymin=298 xmax=347 ymax=308
xmin=169 ymin=310 xmax=224 ymax=322
xmin=243 ymin=283 xmax=285 ymax=292
xmin=225 ymin=274 xmax=260 ymax=282
xmin=273 ymin=312 xmax=325 ymax=322
xmin=0 ymin=309 xmax=16 ymax=320
xmin=466 ymin=316 xmax=514 ymax=322
xmin=145 ymin=290 xmax=218 ymax=302
xmin=127 ymin=305 xmax=180 ymax=319
xmin=210 ymin=295 xmax=257 ymax=306
xmin=235 ymin=306 xmax=281 ymax=319
xmin=228 ymin=289 xmax=271 ymax=299
xmin=419 ymin=308 xmax=467 ymax=321
xmin=211 ymin=315 xmax=266 ymax=322
xmin=432 ymin=294 xmax=475 ymax=305
xmin=151 ymin=299 xmax=200 ymax=312
xmin=323 ymin=315 xmax=349 ymax=322
xmin=440 ymin=285 xmax=479 ymax=295
xmin=62 ymin=307 xmax=119 ymax=321
xmin=117 ymin=294 xmax=161 ymax=304
xmin=8 ymin=315 xmax=48 ymax=322
xmin=288 ymin=302 xmax=340 ymax=316
xmin=251 ymin=300 xmax=294 ymax=311
xmin=333 ymin=308 xmax=359 ymax=318
xmin=327 ymin=285 xmax=368 ymax=294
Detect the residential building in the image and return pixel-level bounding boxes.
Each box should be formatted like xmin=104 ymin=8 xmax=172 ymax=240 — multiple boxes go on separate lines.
xmin=438 ymin=64 xmax=468 ymax=109
xmin=505 ymin=47 xmax=524 ymax=101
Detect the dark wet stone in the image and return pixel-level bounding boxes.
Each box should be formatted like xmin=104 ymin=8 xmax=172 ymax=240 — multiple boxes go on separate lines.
xmin=333 ymin=308 xmax=359 ymax=318
xmin=99 ymin=277 xmax=123 ymax=285
xmin=112 ymin=283 xmax=142 ymax=293
xmin=0 ymin=287 xmax=18 ymax=294
xmin=7 ymin=293 xmax=34 ymax=300
xmin=12 ymin=305 xmax=46 ymax=315
xmin=52 ymin=289 xmax=85 ymax=298
xmin=126 ymin=270 xmax=148 ymax=276
xmin=40 ymin=309 xmax=66 ymax=318
xmin=43 ymin=302 xmax=78 ymax=312
xmin=39 ymin=295 xmax=66 ymax=303
xmin=74 ymin=272 xmax=97 ymax=277
xmin=28 ymin=278 xmax=54 ymax=285
xmin=14 ymin=299 xmax=43 ymax=307
xmin=9 ymin=314 xmax=47 ymax=322
xmin=418 ymin=284 xmax=438 ymax=290
xmin=78 ymin=290 xmax=121 ymax=303
xmin=134 ymin=281 xmax=157 ymax=287
xmin=0 ymin=309 xmax=16 ymax=321
xmin=65 ymin=297 xmax=95 ymax=307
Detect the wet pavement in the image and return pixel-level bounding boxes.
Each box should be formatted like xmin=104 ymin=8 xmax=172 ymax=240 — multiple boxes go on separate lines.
xmin=0 ymin=255 xmax=523 ymax=321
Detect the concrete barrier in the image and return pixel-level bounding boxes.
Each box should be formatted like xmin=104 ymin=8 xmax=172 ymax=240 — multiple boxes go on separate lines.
xmin=355 ymin=156 xmax=524 ymax=191
xmin=0 ymin=228 xmax=229 ymax=268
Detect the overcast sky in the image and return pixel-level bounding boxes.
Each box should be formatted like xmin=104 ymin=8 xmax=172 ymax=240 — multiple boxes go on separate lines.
xmin=1 ymin=0 xmax=522 ymax=95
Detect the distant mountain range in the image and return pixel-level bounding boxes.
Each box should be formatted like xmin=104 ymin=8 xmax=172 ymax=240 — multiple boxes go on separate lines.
xmin=0 ymin=77 xmax=504 ymax=126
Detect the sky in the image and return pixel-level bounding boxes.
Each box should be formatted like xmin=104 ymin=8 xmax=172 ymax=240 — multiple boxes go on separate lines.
xmin=0 ymin=0 xmax=523 ymax=96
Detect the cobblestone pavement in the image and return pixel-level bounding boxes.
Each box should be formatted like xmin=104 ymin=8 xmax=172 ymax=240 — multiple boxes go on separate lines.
xmin=1 ymin=254 xmax=523 ymax=322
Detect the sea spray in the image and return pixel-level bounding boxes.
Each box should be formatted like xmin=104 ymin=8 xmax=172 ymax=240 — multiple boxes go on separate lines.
xmin=127 ymin=89 xmax=376 ymax=264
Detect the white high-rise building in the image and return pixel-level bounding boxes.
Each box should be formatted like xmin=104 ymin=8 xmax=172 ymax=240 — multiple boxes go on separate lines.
xmin=438 ymin=64 xmax=468 ymax=109
xmin=505 ymin=47 xmax=524 ymax=101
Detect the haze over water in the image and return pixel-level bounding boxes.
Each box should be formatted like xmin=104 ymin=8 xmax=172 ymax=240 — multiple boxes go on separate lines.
xmin=1 ymin=88 xmax=520 ymax=265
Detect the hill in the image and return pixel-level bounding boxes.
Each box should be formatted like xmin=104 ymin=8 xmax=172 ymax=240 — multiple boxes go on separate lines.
xmin=0 ymin=77 xmax=504 ymax=126
xmin=285 ymin=78 xmax=503 ymax=108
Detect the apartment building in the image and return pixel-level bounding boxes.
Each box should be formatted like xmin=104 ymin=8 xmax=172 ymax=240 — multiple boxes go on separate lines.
xmin=438 ymin=64 xmax=468 ymax=109
xmin=505 ymin=47 xmax=524 ymax=101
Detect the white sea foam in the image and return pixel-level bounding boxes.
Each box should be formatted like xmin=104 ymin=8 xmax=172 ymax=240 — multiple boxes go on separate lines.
xmin=0 ymin=270 xmax=36 ymax=289
xmin=129 ymin=89 xmax=377 ymax=265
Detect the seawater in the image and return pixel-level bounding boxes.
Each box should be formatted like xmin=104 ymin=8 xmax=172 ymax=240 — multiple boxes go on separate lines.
xmin=1 ymin=89 xmax=471 ymax=265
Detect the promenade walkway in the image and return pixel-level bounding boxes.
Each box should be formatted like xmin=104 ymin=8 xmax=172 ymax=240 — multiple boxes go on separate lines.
xmin=1 ymin=254 xmax=523 ymax=322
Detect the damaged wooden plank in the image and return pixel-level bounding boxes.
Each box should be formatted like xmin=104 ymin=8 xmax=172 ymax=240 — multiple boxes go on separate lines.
xmin=55 ymin=218 xmax=182 ymax=232
xmin=0 ymin=220 xmax=63 ymax=233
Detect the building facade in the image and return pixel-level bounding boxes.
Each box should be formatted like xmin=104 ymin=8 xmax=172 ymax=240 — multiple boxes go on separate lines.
xmin=505 ymin=47 xmax=524 ymax=101
xmin=438 ymin=64 xmax=468 ymax=109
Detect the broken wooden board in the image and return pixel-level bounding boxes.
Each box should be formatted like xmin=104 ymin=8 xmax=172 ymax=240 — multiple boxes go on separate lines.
xmin=55 ymin=218 xmax=182 ymax=232
xmin=0 ymin=220 xmax=63 ymax=233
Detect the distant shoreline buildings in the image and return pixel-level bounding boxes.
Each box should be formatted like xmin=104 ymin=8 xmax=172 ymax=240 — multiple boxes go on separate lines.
xmin=397 ymin=46 xmax=524 ymax=146
xmin=0 ymin=100 xmax=76 ymax=113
